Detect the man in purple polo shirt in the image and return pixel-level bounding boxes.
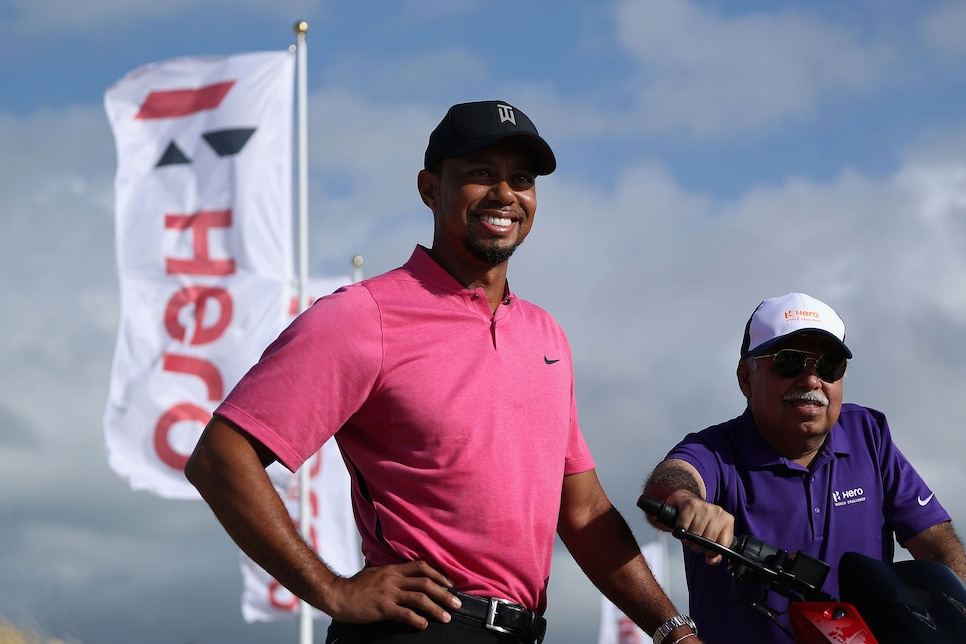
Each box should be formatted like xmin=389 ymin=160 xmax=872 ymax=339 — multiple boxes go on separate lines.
xmin=642 ymin=292 xmax=966 ymax=643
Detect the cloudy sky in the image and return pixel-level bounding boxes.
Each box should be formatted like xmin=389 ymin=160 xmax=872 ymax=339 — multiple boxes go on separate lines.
xmin=4 ymin=0 xmax=966 ymax=642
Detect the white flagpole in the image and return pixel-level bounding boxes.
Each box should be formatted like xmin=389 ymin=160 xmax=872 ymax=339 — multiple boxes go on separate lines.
xmin=352 ymin=255 xmax=364 ymax=283
xmin=294 ymin=19 xmax=313 ymax=644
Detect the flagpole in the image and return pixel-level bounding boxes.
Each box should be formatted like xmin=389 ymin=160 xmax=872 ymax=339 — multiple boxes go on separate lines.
xmin=352 ymin=255 xmax=364 ymax=283
xmin=294 ymin=18 xmax=313 ymax=644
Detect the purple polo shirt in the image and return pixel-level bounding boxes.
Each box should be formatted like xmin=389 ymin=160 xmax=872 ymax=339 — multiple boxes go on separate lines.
xmin=667 ymin=403 xmax=950 ymax=643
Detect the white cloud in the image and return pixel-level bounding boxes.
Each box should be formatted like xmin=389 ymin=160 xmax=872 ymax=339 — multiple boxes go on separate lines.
xmin=4 ymin=0 xmax=318 ymax=35
xmin=512 ymin=135 xmax=966 ymax=537
xmin=920 ymin=1 xmax=966 ymax=55
xmin=4 ymin=3 xmax=966 ymax=640
xmin=614 ymin=0 xmax=888 ymax=136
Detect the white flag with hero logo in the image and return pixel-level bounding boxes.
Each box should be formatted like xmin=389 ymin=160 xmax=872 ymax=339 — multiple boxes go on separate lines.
xmin=103 ymin=51 xmax=294 ymax=498
xmin=239 ymin=275 xmax=364 ymax=622
xmin=597 ymin=540 xmax=668 ymax=644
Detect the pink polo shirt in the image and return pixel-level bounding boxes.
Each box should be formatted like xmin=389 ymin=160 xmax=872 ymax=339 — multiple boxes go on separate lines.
xmin=216 ymin=246 xmax=594 ymax=612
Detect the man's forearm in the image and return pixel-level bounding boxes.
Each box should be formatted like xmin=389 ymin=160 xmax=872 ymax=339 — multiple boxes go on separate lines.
xmin=559 ymin=470 xmax=697 ymax=637
xmin=185 ymin=419 xmax=341 ymax=613
xmin=562 ymin=504 xmax=686 ymax=635
xmin=905 ymin=521 xmax=966 ymax=585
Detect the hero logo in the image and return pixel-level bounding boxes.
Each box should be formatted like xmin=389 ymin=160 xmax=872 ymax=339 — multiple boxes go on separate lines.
xmin=833 ymin=487 xmax=866 ymax=507
xmin=785 ymin=309 xmax=821 ymax=321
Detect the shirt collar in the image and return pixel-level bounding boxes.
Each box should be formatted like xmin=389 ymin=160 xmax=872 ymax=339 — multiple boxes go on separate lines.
xmin=737 ymin=407 xmax=850 ymax=472
xmin=404 ymin=245 xmax=516 ymax=301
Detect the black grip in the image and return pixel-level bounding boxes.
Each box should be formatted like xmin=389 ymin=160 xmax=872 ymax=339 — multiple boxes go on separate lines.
xmin=638 ymin=494 xmax=742 ymax=549
xmin=637 ymin=494 xmax=679 ymax=528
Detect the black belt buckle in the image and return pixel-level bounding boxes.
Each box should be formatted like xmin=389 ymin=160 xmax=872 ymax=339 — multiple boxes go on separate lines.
xmin=485 ymin=597 xmax=515 ymax=635
xmin=451 ymin=590 xmax=546 ymax=643
xmin=488 ymin=597 xmax=546 ymax=643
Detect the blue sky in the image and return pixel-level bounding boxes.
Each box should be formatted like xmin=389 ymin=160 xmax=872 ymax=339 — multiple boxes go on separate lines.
xmin=4 ymin=1 xmax=966 ymax=642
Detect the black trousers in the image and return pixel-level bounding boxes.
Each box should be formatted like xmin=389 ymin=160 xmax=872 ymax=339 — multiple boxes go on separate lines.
xmin=325 ymin=614 xmax=533 ymax=643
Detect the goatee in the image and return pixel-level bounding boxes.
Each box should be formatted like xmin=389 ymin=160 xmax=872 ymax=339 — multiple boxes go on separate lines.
xmin=464 ymin=233 xmax=520 ymax=267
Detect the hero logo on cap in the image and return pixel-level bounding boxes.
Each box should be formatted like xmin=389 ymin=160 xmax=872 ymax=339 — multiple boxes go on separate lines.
xmin=741 ymin=292 xmax=852 ymax=359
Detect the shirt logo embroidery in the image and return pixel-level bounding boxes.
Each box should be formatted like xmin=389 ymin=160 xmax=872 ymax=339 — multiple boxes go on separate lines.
xmin=497 ymin=104 xmax=516 ymax=125
xmin=832 ymin=486 xmax=866 ymax=507
xmin=544 ymin=356 xmax=560 ymax=364
xmin=918 ymin=492 xmax=935 ymax=506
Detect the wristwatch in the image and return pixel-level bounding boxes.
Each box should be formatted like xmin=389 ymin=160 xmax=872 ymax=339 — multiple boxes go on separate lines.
xmin=652 ymin=614 xmax=697 ymax=644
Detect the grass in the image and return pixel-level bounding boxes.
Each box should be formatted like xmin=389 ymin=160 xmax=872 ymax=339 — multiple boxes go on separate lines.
xmin=0 ymin=619 xmax=75 ymax=644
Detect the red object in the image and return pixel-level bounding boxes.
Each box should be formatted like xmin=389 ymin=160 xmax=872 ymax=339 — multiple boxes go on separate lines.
xmin=136 ymin=80 xmax=235 ymax=119
xmin=789 ymin=602 xmax=878 ymax=644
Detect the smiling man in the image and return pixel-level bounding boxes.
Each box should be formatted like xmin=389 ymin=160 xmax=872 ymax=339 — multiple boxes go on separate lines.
xmin=642 ymin=292 xmax=966 ymax=643
xmin=186 ymin=100 xmax=699 ymax=644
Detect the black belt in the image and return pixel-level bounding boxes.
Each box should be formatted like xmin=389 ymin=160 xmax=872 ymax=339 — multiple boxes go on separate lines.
xmin=450 ymin=590 xmax=547 ymax=643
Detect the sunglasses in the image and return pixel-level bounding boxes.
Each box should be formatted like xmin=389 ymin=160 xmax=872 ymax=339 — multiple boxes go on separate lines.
xmin=752 ymin=349 xmax=848 ymax=383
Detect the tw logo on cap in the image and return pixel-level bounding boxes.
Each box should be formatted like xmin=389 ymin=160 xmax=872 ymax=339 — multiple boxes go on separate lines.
xmin=497 ymin=104 xmax=516 ymax=125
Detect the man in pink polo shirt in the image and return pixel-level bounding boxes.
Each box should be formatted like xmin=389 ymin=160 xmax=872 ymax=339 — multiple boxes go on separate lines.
xmin=185 ymin=101 xmax=701 ymax=644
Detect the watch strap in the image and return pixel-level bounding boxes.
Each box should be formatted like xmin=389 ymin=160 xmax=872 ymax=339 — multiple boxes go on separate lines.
xmin=652 ymin=614 xmax=697 ymax=644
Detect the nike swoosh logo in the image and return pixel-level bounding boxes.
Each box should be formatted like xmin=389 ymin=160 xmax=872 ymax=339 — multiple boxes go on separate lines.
xmin=918 ymin=493 xmax=935 ymax=506
xmin=544 ymin=356 xmax=560 ymax=364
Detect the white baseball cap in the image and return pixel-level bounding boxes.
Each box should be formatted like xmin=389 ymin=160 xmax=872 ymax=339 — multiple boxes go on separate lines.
xmin=740 ymin=292 xmax=852 ymax=359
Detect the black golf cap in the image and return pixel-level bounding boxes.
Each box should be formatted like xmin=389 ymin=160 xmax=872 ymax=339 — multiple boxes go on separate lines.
xmin=423 ymin=100 xmax=556 ymax=175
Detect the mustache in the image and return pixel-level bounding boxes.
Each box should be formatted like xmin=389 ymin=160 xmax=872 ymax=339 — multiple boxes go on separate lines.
xmin=783 ymin=390 xmax=829 ymax=407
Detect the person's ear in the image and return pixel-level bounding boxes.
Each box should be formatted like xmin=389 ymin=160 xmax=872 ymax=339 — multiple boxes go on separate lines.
xmin=417 ymin=169 xmax=439 ymax=211
xmin=737 ymin=359 xmax=752 ymax=399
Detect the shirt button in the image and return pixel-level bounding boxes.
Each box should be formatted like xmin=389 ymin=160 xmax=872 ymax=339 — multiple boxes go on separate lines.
xmin=814 ymin=507 xmax=821 ymax=514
